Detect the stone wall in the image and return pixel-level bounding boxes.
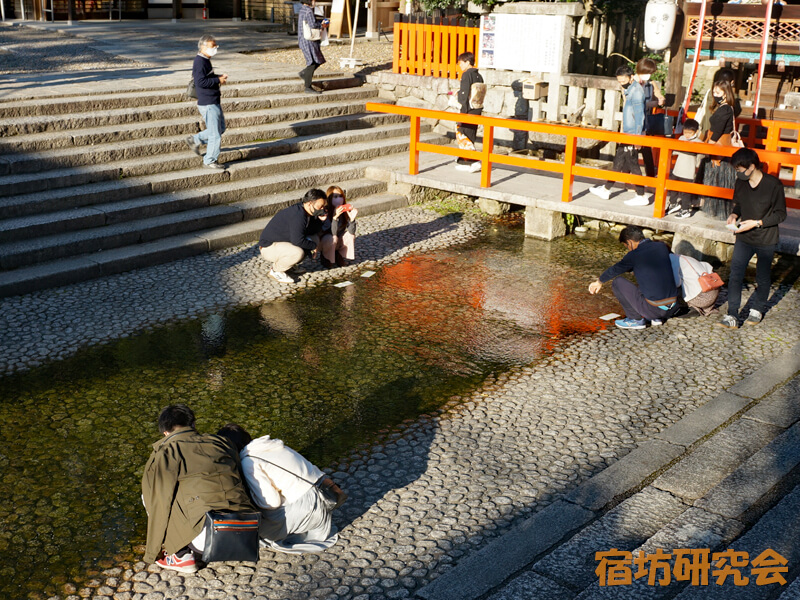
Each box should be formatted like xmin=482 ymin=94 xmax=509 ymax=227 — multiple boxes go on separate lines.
xmin=365 ymin=70 xmax=534 ymax=150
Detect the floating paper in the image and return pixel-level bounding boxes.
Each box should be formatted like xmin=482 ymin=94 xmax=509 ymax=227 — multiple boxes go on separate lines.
xmin=361 ymin=271 xmax=376 ymax=278
xmin=333 ymin=281 xmax=354 ymax=288
xmin=599 ymin=313 xmax=621 ymax=321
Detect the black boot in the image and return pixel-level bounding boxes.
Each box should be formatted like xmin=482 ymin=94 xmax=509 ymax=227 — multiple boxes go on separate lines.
xmin=303 ymin=63 xmax=321 ymax=94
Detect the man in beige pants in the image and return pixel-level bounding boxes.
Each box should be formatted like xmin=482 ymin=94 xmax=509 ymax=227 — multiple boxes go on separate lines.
xmin=258 ymin=189 xmax=328 ymax=283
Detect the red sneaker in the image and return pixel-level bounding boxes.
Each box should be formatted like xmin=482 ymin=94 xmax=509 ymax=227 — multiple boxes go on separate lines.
xmin=156 ymin=552 xmax=198 ymax=573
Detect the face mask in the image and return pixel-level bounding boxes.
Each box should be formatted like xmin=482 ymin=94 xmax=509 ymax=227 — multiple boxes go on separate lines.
xmin=639 ymin=74 xmax=651 ymax=81
xmin=736 ymin=170 xmax=751 ymax=181
xmin=312 ymin=208 xmax=326 ymax=218
xmin=713 ymin=94 xmax=725 ymax=104
xmin=621 ymin=82 xmax=630 ymax=89
xmin=206 ymin=47 xmax=218 ymax=57
xmin=331 ymin=194 xmax=344 ymax=207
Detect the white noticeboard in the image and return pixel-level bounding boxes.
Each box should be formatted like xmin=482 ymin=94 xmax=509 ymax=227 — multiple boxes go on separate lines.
xmin=479 ymin=14 xmax=565 ymax=73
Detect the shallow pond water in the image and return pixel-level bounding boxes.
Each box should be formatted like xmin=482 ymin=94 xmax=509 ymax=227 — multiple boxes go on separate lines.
xmin=0 ymin=218 xmax=624 ymax=599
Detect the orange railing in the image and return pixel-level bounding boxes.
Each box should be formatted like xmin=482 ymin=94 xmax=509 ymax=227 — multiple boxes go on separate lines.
xmin=366 ymin=102 xmax=800 ymax=216
xmin=393 ymin=15 xmax=479 ymax=79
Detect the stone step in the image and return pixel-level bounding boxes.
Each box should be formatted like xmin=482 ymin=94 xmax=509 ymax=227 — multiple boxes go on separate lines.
xmin=0 ymin=127 xmax=436 ymax=220
xmin=0 ymin=102 xmax=404 ymax=156
xmin=0 ymin=121 xmax=419 ymax=197
xmin=0 ymin=86 xmax=378 ymax=136
xmin=0 ymin=191 xmax=408 ymax=298
xmin=0 ymin=176 xmax=388 ymax=243
xmin=0 ymin=112 xmax=404 ymax=173
xmin=0 ymin=76 xmax=362 ymax=118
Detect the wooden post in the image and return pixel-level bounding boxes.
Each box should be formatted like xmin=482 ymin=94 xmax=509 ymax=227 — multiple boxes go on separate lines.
xmin=480 ymin=124 xmax=494 ymax=188
xmin=653 ymin=146 xmax=672 ymax=217
xmin=393 ymin=14 xmax=401 ymax=74
xmin=172 ymin=0 xmax=180 ymax=21
xmin=409 ymin=116 xmax=420 ymax=175
xmin=561 ymin=134 xmax=577 ymax=202
xmin=667 ymin=0 xmax=687 ymax=111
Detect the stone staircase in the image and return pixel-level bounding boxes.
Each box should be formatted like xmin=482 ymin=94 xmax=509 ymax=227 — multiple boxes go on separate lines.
xmin=416 ymin=345 xmax=800 ymax=600
xmin=0 ymin=72 xmax=447 ymax=297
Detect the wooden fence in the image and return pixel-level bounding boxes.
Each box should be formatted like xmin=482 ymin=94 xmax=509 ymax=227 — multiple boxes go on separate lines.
xmin=366 ymin=102 xmax=800 ymax=217
xmin=393 ymin=14 xmax=479 ymax=80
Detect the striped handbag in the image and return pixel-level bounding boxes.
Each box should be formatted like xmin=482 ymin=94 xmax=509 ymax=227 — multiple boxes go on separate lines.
xmin=201 ymin=510 xmax=261 ymax=563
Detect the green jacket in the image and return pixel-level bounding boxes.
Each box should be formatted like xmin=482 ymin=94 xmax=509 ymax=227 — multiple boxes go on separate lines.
xmin=141 ymin=427 xmax=254 ymax=562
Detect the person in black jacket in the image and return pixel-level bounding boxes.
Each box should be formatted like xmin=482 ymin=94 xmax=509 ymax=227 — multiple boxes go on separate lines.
xmin=186 ymin=35 xmax=228 ymax=169
xmin=719 ymin=148 xmax=787 ymax=329
xmin=588 ymin=225 xmax=679 ymax=329
xmin=454 ymin=52 xmax=484 ymax=173
xmin=258 ymin=189 xmax=328 ymax=283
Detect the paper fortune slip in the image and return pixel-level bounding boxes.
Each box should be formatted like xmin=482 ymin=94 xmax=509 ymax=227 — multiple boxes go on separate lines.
xmin=599 ymin=313 xmax=621 ymax=321
xmin=360 ymin=271 xmax=376 ymax=278
xmin=333 ymin=281 xmax=354 ymax=288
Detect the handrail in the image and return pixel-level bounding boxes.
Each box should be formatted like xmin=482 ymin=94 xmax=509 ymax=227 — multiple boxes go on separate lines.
xmin=366 ymin=102 xmax=800 ymax=217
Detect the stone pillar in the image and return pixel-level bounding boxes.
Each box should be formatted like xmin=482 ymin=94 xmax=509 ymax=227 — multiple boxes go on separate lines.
xmin=524 ymin=206 xmax=567 ymax=240
xmin=672 ymin=233 xmax=734 ymax=263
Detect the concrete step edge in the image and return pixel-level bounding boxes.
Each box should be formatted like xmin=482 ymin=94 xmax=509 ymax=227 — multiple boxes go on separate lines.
xmin=0 ymin=123 xmax=424 ymax=195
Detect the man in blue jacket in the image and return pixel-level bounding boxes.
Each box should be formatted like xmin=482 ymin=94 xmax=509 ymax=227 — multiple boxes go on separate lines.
xmin=588 ymin=225 xmax=678 ymax=329
xmin=186 ymin=35 xmax=228 ymax=170
xmin=590 ymin=65 xmax=649 ymax=207
xmin=258 ymin=189 xmax=328 ymax=283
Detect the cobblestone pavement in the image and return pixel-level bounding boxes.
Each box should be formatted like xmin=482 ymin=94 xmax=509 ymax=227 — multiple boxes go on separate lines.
xmin=0 ymin=26 xmax=145 ymax=74
xmin=0 ymin=206 xmax=482 ymax=375
xmin=6 ymin=206 xmax=799 ymax=599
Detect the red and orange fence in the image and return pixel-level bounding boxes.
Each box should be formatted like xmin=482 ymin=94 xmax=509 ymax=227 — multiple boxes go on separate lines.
xmin=365 ymin=101 xmax=800 ymax=217
xmin=392 ymin=14 xmax=479 ymax=80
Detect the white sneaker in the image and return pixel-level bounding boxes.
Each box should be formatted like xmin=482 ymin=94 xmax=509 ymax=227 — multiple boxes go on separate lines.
xmin=455 ymin=163 xmax=471 ymax=171
xmin=589 ymin=186 xmax=611 ymax=200
xmin=469 ymin=161 xmax=482 ymax=173
xmin=667 ymin=203 xmax=682 ymax=215
xmin=624 ymin=194 xmax=650 ymax=206
xmin=269 ymin=269 xmax=295 ymax=284
xmin=650 ymin=319 xmax=663 ymax=326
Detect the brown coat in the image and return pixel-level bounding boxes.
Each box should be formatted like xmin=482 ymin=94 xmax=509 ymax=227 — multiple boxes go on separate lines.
xmin=141 ymin=427 xmax=254 ymax=562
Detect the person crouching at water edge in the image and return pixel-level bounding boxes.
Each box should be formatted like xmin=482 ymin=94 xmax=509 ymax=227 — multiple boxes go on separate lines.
xmin=588 ymin=225 xmax=679 ymax=329
xmin=217 ymin=424 xmax=345 ymax=554
xmin=258 ymin=189 xmax=328 ymax=284
xmin=320 ymin=185 xmax=358 ymax=268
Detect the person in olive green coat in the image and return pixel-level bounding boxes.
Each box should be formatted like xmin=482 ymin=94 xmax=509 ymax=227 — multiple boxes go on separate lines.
xmin=141 ymin=405 xmax=254 ymax=572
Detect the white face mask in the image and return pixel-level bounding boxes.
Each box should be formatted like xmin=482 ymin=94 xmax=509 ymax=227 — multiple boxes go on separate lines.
xmin=638 ymin=74 xmax=651 ymax=82
xmin=206 ymin=46 xmax=218 ymax=57
xmin=331 ymin=194 xmax=344 ymax=207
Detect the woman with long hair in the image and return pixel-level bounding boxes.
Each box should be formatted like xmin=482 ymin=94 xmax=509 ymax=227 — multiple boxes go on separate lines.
xmin=320 ymin=185 xmax=358 ymax=268
xmin=700 ymin=79 xmax=737 ymax=220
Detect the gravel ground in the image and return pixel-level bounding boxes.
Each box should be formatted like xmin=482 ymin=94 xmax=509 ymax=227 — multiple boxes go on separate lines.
xmin=249 ymin=38 xmax=394 ymax=75
xmin=0 ymin=26 xmax=145 ymax=74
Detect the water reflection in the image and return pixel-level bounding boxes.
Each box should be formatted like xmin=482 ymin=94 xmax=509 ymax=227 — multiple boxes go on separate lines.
xmin=0 ymin=220 xmax=621 ymax=599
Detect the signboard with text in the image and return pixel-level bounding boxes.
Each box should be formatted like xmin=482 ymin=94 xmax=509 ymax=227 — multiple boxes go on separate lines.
xmin=478 ymin=14 xmax=565 ymax=73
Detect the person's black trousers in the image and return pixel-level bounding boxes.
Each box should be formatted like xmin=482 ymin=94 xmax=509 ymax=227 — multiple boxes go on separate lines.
xmin=726 ymin=240 xmax=777 ymax=317
xmin=604 ymin=144 xmax=644 ymax=195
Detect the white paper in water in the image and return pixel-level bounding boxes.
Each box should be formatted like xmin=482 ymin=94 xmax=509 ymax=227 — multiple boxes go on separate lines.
xmin=360 ymin=271 xmax=376 ymax=278
xmin=333 ymin=281 xmax=354 ymax=288
xmin=599 ymin=313 xmax=621 ymax=321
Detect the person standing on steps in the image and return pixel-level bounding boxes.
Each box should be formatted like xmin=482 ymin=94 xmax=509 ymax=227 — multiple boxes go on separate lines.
xmin=298 ymin=0 xmax=327 ymax=95
xmin=718 ymin=148 xmax=787 ymax=329
xmin=186 ymin=35 xmax=228 ymax=170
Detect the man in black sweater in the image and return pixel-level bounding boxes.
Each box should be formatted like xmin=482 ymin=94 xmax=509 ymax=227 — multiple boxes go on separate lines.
xmin=186 ymin=35 xmax=228 ymax=170
xmin=589 ymin=225 xmax=679 ymax=329
xmin=719 ymin=148 xmax=787 ymax=328
xmin=258 ymin=189 xmax=328 ymax=283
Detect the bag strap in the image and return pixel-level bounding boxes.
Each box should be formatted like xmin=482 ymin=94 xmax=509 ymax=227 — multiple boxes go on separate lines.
xmin=246 ymin=455 xmax=318 ymax=488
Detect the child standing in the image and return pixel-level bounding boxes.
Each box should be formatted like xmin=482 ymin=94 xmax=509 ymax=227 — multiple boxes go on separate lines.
xmin=590 ymin=65 xmax=648 ymax=206
xmin=667 ymin=118 xmax=703 ymax=219
xmin=453 ymin=52 xmax=485 ymax=173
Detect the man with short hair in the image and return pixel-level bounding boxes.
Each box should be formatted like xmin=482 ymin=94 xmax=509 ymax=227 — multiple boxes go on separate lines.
xmin=589 ymin=225 xmax=679 ymax=329
xmin=186 ymin=34 xmax=228 ymax=170
xmin=258 ymin=189 xmax=328 ymax=283
xmin=719 ymin=148 xmax=787 ymax=328
xmin=141 ymin=404 xmax=253 ymax=573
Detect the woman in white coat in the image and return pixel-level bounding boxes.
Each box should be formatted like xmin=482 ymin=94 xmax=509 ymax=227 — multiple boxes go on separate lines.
xmin=217 ymin=424 xmax=341 ymax=554
xmin=676 ymin=254 xmax=721 ymax=316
